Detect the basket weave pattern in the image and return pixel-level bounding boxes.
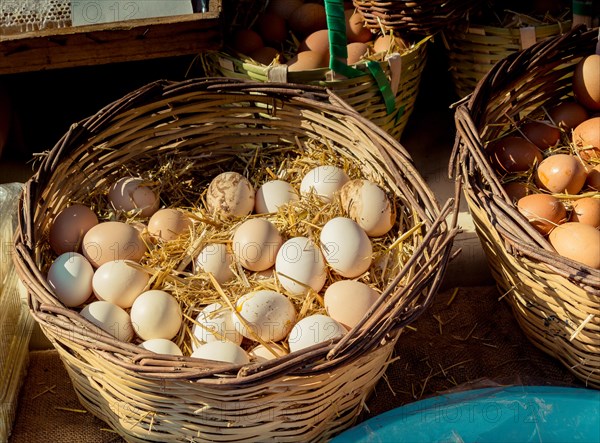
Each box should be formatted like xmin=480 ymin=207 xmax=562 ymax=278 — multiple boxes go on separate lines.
xmin=201 ymin=0 xmax=430 ymax=141
xmin=352 ymin=0 xmax=478 ymax=35
xmin=453 ymin=25 xmax=600 ymax=388
xmin=14 ymin=78 xmax=458 ymax=441
xmin=202 ymin=36 xmax=428 ymax=141
xmin=443 ymin=20 xmax=572 ymax=98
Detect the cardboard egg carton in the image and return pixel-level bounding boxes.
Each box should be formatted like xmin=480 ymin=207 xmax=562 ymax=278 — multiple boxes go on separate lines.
xmin=0 ymin=0 xmax=71 ymax=35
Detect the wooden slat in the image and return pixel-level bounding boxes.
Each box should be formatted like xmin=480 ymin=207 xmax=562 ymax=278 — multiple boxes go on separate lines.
xmin=0 ymin=1 xmax=223 ymax=75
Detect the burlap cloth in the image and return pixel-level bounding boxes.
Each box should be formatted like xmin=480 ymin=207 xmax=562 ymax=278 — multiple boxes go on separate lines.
xmin=9 ymin=285 xmax=583 ymax=443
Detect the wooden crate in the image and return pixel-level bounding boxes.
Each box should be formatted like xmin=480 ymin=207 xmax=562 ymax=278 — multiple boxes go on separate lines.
xmin=0 ymin=0 xmax=222 ymax=75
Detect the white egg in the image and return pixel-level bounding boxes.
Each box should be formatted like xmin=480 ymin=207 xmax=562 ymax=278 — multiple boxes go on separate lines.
xmin=232 ymin=290 xmax=296 ymax=342
xmin=139 ymin=338 xmax=183 ymax=356
xmin=80 ymin=300 xmax=134 ymax=342
xmin=249 ymin=344 xmax=288 ymax=363
xmin=47 ymin=252 xmax=94 ymax=307
xmin=324 ymin=280 xmax=379 ymax=330
xmin=340 ymin=179 xmax=395 ymax=237
xmin=191 ymin=303 xmax=243 ymax=349
xmin=300 ymin=165 xmax=350 ymax=202
xmin=255 ymin=179 xmax=299 ymax=213
xmin=320 ymin=217 xmax=373 ymax=278
xmin=130 ymin=290 xmax=182 ymax=341
xmin=275 ymin=236 xmax=327 ymax=295
xmin=92 ymin=260 xmax=149 ymax=308
xmin=191 ymin=341 xmax=250 ymax=365
xmin=287 ymin=314 xmax=347 ymax=353
xmin=195 ymin=243 xmax=235 ymax=284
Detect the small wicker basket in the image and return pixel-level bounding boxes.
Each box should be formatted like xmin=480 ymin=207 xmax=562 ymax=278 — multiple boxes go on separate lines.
xmin=352 ymin=0 xmax=479 ymax=36
xmin=13 ymin=78 xmax=458 ymax=442
xmin=452 ymin=25 xmax=600 ymax=388
xmin=201 ymin=0 xmax=429 ymax=141
xmin=443 ymin=16 xmax=572 ymax=98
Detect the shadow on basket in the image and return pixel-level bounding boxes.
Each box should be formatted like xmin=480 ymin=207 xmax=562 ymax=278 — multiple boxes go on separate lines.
xmin=13 ymin=78 xmax=460 ymax=441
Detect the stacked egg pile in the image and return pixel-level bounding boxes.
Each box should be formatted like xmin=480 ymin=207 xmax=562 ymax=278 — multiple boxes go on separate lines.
xmin=229 ymin=0 xmax=410 ymax=69
xmin=44 ymin=146 xmax=409 ymax=365
xmin=489 ymin=52 xmax=600 ymax=269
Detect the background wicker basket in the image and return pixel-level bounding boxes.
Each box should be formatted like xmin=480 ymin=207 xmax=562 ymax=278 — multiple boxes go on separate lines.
xmin=452 ymin=25 xmax=600 ymax=388
xmin=201 ymin=0 xmax=429 ymax=141
xmin=13 ymin=78 xmax=458 ymax=442
xmin=352 ymin=0 xmax=479 ymax=36
xmin=443 ymin=16 xmax=572 ymax=98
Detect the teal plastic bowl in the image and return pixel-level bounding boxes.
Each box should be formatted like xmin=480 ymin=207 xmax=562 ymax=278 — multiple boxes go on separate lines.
xmin=331 ymin=386 xmax=600 ymax=442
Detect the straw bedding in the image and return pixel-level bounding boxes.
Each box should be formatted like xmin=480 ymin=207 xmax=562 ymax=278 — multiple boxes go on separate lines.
xmin=13 ymin=78 xmax=458 ymax=441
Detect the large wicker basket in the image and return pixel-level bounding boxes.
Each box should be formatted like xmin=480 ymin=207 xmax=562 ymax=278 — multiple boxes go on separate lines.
xmin=452 ymin=25 xmax=600 ymax=388
xmin=201 ymin=0 xmax=429 ymax=141
xmin=443 ymin=17 xmax=572 ymax=98
xmin=13 ymin=78 xmax=458 ymax=442
xmin=352 ymin=0 xmax=479 ymax=36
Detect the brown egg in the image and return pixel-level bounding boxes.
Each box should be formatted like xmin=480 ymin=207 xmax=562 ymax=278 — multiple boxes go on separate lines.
xmin=345 ymin=10 xmax=372 ymax=43
xmin=256 ymin=12 xmax=288 ymax=45
xmin=232 ymin=219 xmax=283 ymax=272
xmin=289 ymin=3 xmax=327 ymax=38
xmin=573 ymin=54 xmax=600 ymax=111
xmin=107 ymin=177 xmax=159 ymax=218
xmin=49 ymin=204 xmax=99 ymax=255
xmin=586 ymin=164 xmax=600 ymax=191
xmin=517 ymin=194 xmax=567 ymax=235
xmin=267 ymin=0 xmax=303 ymax=20
xmin=347 ymin=42 xmax=369 ymax=65
xmin=148 ymin=208 xmax=192 ymax=242
xmin=503 ymin=181 xmax=535 ymax=203
xmin=287 ymin=50 xmax=329 ymax=71
xmin=549 ymin=222 xmax=600 ymax=268
xmin=490 ymin=136 xmax=543 ymax=173
xmin=579 ymin=148 xmax=600 ymax=162
xmin=570 ymin=198 xmax=600 ymax=228
xmin=572 ymin=117 xmax=600 ymax=161
xmin=549 ymin=101 xmax=589 ymax=130
xmin=373 ymin=34 xmax=408 ymax=54
xmin=232 ymin=29 xmax=264 ymax=55
xmin=298 ymin=29 xmax=329 ymax=54
xmin=521 ymin=121 xmax=561 ymax=150
xmin=324 ymin=280 xmax=378 ymax=330
xmin=535 ymin=154 xmax=587 ymax=194
xmin=82 ymin=221 xmax=147 ymax=268
xmin=250 ymin=47 xmax=281 ymax=65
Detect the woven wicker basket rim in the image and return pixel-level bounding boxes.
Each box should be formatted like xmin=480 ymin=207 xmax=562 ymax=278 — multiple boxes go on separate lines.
xmin=452 ymin=24 xmax=600 ymax=287
xmin=216 ymin=34 xmax=431 ymax=81
xmin=352 ymin=0 xmax=480 ymax=35
xmin=452 ymin=23 xmax=600 ymax=387
xmin=14 ymin=78 xmax=459 ymax=386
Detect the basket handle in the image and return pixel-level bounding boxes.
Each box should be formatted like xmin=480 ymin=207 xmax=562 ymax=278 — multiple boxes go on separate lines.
xmin=324 ymin=0 xmax=397 ymax=114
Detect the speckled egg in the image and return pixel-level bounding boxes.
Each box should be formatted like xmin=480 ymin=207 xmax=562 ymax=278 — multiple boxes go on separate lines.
xmin=232 ymin=290 xmax=296 ymax=342
xmin=340 ymin=179 xmax=395 ymax=237
xmin=206 ymin=172 xmax=255 ymax=218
